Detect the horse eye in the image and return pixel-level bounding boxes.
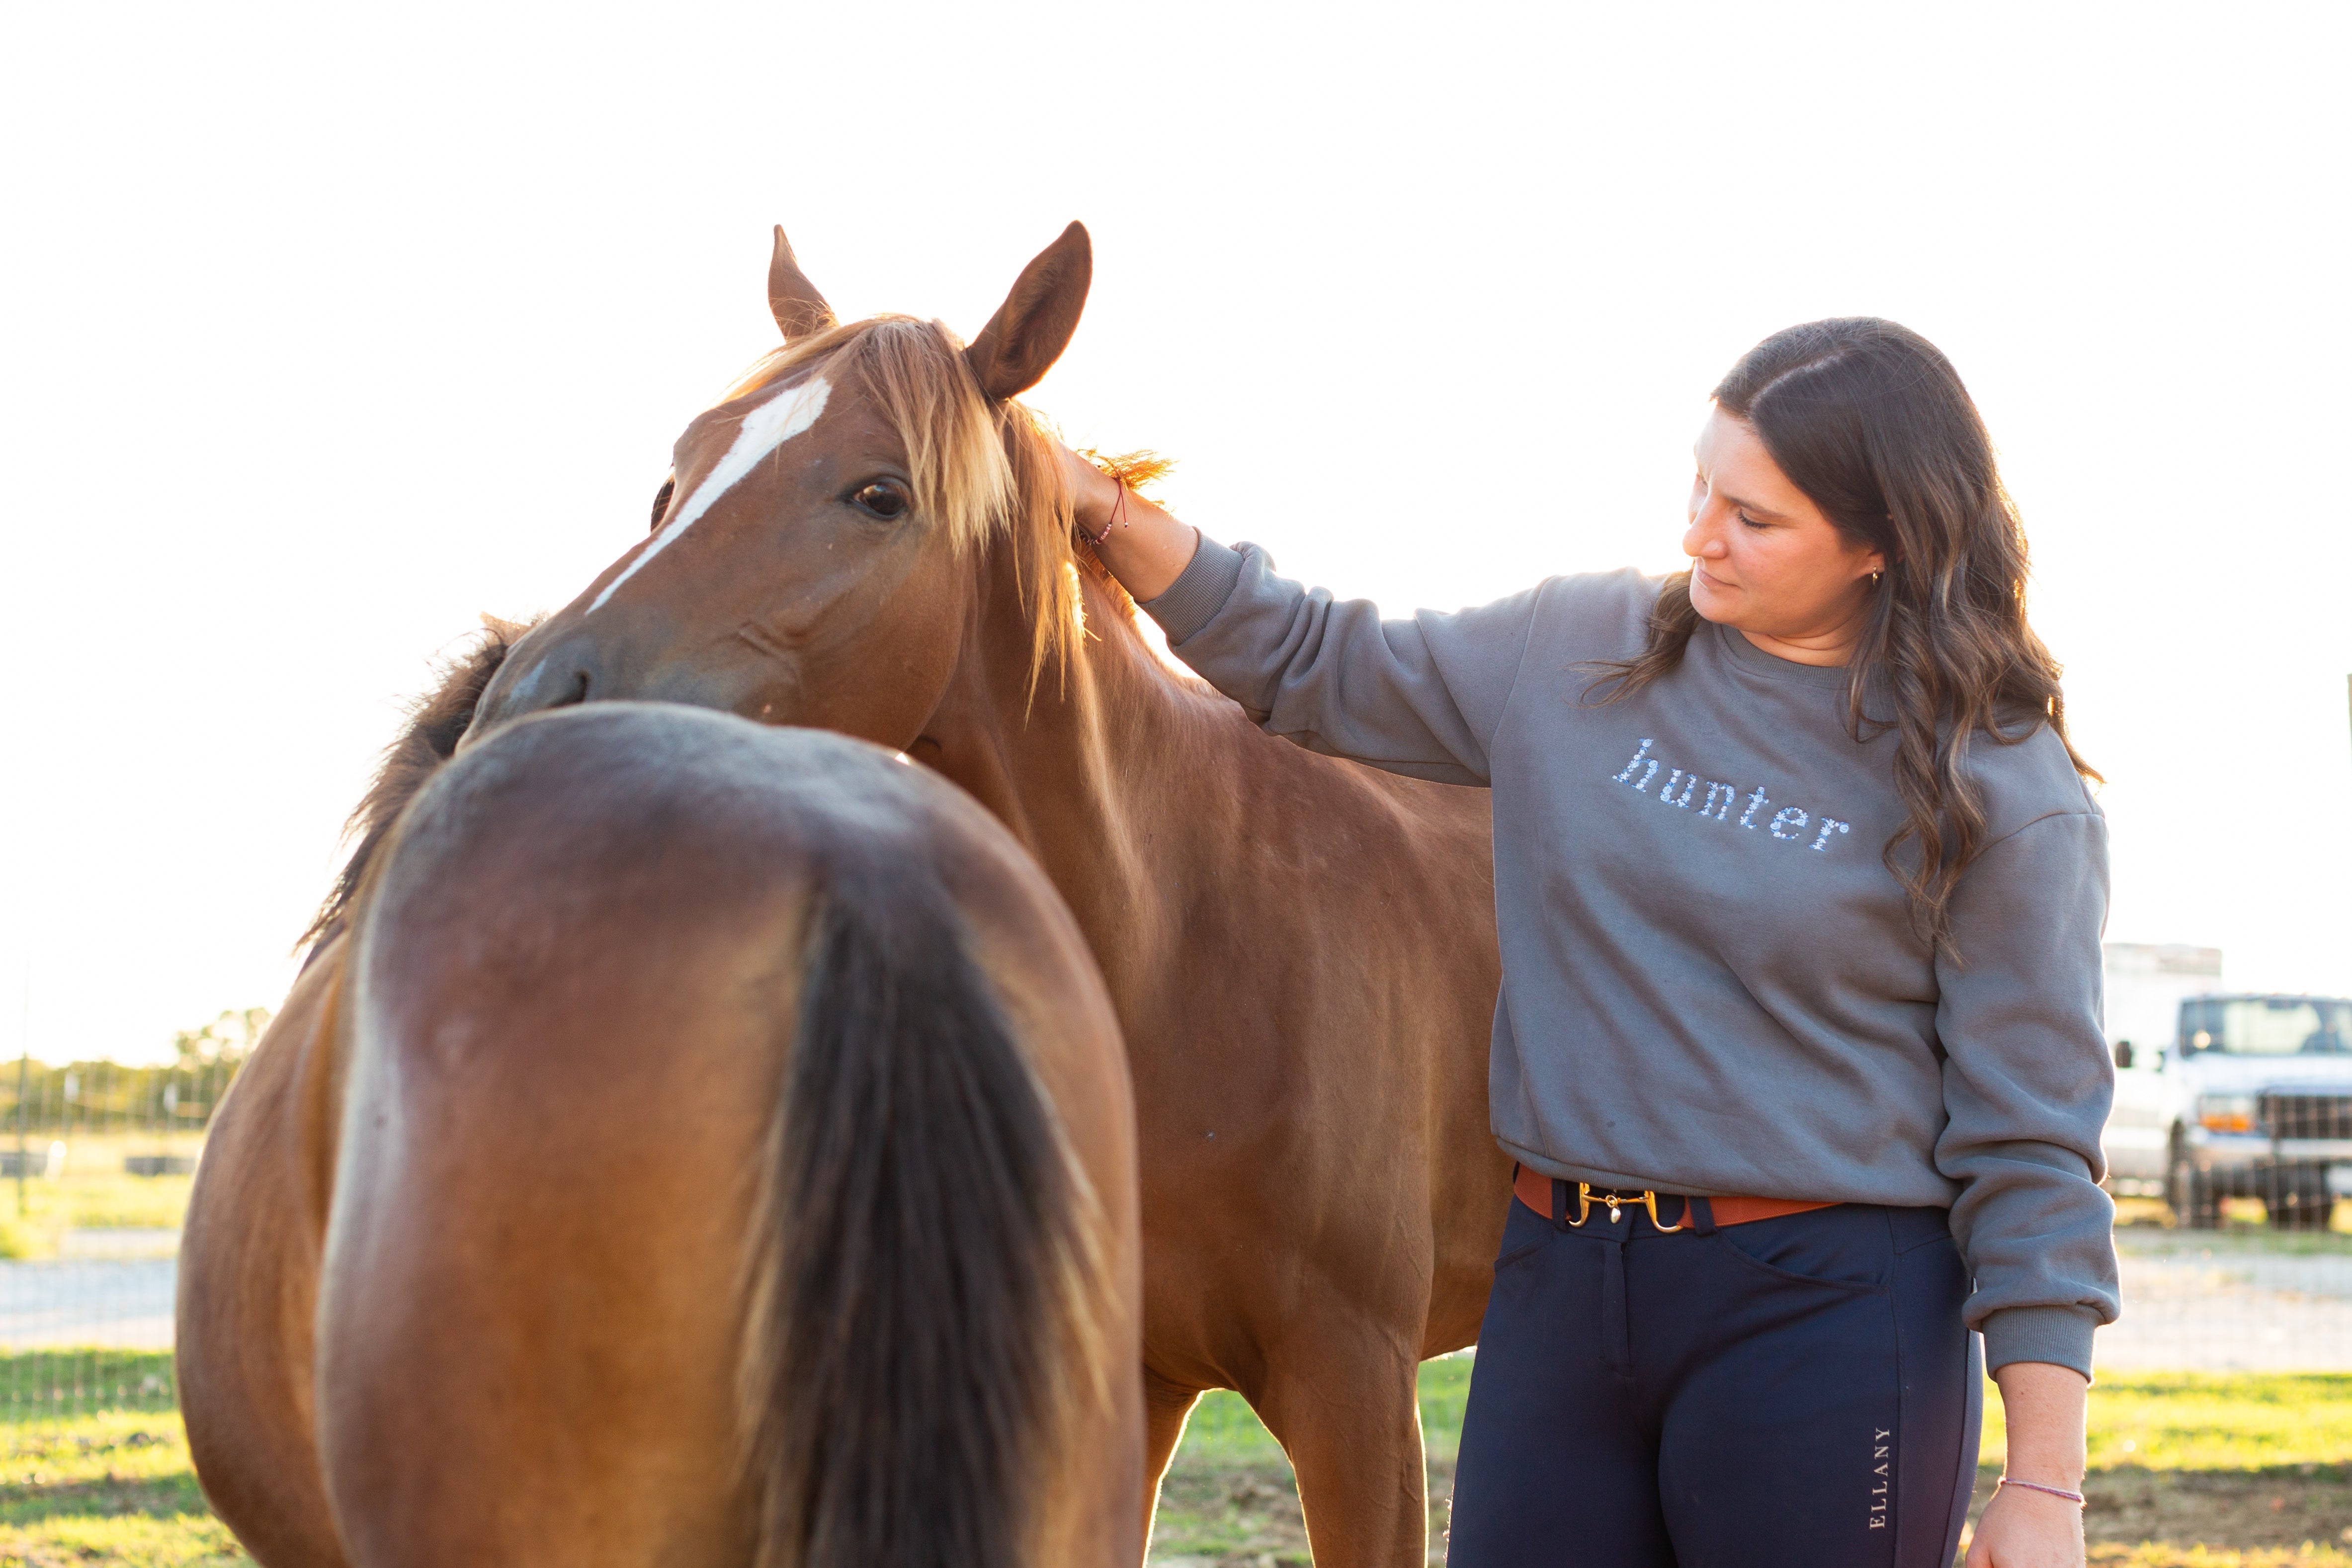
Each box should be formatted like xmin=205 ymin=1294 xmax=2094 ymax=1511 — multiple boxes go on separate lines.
xmin=852 ymin=481 xmax=910 ymax=520
xmin=648 ymin=476 xmax=676 ymax=533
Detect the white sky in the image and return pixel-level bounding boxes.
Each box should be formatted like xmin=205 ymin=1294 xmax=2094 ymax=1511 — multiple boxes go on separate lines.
xmin=3 ymin=4 xmax=2347 ymax=1065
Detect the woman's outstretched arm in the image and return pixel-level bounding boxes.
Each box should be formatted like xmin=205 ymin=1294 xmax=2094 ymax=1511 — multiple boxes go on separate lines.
xmin=1055 ymin=447 xmax=1552 ymax=787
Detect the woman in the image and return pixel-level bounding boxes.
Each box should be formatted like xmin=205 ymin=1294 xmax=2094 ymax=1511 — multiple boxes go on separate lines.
xmin=1063 ymin=318 xmax=2117 ymax=1568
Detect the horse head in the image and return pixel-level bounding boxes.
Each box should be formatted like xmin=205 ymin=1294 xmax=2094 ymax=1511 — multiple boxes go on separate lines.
xmin=471 ymin=223 xmax=1096 ymax=753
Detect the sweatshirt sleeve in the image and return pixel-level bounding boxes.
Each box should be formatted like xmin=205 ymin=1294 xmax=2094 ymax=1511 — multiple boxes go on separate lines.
xmin=1932 ymin=810 xmax=2120 ymax=1378
xmin=1140 ymin=535 xmax=1543 ymax=787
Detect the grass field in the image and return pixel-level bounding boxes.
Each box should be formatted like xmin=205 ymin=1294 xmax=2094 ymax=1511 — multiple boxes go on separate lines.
xmin=1146 ymin=1364 xmax=2352 ymax=1567
xmin=0 ymin=1136 xmax=202 ymax=1260
xmin=0 ymin=1353 xmax=242 ymax=1567
xmin=10 ymin=1126 xmax=2350 ymax=1561
xmin=0 ymin=1327 xmax=2347 ymax=1565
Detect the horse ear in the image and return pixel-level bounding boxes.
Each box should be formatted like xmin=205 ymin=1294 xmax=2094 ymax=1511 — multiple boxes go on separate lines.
xmin=767 ymin=225 xmax=836 ymax=341
xmin=965 ymin=222 xmax=1092 ymax=401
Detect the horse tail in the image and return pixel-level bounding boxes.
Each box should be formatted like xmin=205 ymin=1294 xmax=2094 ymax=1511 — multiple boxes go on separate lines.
xmin=746 ymin=852 xmax=1103 ymax=1568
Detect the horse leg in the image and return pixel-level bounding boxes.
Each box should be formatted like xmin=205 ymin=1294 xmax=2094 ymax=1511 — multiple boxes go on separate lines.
xmin=1251 ymin=1323 xmax=1428 ymax=1568
xmin=1139 ymin=1367 xmax=1203 ymax=1555
xmin=175 ymin=943 xmax=349 ymax=1568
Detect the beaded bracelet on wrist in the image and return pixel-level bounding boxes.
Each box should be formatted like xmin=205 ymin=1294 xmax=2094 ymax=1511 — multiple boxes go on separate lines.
xmin=1087 ymin=481 xmax=1129 ymax=548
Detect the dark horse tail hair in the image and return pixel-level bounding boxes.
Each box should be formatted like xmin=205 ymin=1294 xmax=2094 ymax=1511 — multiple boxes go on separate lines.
xmin=746 ymin=849 xmax=1101 ymax=1568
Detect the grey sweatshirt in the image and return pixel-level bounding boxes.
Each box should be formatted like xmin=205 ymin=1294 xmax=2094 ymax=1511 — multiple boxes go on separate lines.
xmin=1145 ymin=537 xmax=2120 ymax=1377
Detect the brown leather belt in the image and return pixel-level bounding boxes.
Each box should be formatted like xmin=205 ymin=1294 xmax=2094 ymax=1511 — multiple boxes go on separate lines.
xmin=1513 ymin=1163 xmax=1836 ymax=1230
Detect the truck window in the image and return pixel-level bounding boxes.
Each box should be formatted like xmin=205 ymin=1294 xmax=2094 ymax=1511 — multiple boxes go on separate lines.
xmin=2180 ymin=996 xmax=2352 ymax=1056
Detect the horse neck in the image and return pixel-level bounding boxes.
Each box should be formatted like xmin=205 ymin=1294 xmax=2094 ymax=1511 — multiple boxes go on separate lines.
xmin=927 ymin=535 xmax=1221 ymax=949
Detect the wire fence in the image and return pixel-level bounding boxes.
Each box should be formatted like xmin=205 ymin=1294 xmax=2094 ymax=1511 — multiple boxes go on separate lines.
xmin=0 ymin=1051 xmax=244 ymax=1148
xmin=0 ymin=1190 xmax=189 ymax=1420
xmin=0 ymin=1348 xmax=178 ymax=1422
xmin=3 ymin=1027 xmax=2352 ymax=1429
xmin=0 ymin=1010 xmax=253 ymax=1422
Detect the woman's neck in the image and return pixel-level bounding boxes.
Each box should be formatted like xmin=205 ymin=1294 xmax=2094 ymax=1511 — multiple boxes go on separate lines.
xmin=1730 ymin=592 xmax=1874 ymax=667
xmin=1737 ymin=626 xmax=1856 ymax=667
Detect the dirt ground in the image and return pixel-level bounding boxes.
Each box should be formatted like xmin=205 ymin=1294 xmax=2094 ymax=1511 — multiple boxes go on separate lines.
xmin=1147 ymin=1463 xmax=2352 ymax=1567
xmin=2052 ymin=1465 xmax=2352 ymax=1555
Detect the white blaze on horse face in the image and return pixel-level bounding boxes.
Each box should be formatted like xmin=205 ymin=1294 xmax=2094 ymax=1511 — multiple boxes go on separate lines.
xmin=588 ymin=375 xmax=833 ymax=614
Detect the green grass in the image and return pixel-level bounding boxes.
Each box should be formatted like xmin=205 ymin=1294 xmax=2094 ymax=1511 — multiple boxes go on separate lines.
xmin=0 ymin=1354 xmax=2344 ymax=1566
xmin=0 ymin=1353 xmax=179 ymax=1426
xmin=1168 ymin=1353 xmax=1473 ymax=1471
xmin=0 ymin=1407 xmax=245 ymax=1566
xmin=1151 ymin=1364 xmax=2352 ymax=1566
xmin=0 ymin=1355 xmax=229 ymax=1566
xmin=1974 ymin=1372 xmax=2352 ymax=1473
xmin=1972 ymin=1375 xmax=2352 ymax=1566
xmin=34 ymin=1172 xmax=195 ymax=1234
xmin=1152 ymin=1360 xmax=1470 ymax=1565
xmin=1173 ymin=1363 xmax=2352 ymax=1480
xmin=0 ymin=1136 xmax=200 ymax=1259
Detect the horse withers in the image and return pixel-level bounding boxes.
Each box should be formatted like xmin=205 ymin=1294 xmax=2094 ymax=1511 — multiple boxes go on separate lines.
xmin=466 ymin=226 xmax=1508 ymax=1566
xmin=176 ymin=701 xmax=1143 ymax=1567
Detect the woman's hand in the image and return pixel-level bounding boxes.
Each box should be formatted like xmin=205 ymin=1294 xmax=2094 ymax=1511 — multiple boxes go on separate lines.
xmin=1966 ymin=1361 xmax=2090 ymax=1567
xmin=1056 ymin=443 xmax=1199 ymax=602
xmin=1964 ymin=1481 xmax=2085 ymax=1567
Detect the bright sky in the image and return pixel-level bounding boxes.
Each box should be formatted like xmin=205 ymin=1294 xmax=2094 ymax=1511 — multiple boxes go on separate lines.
xmin=4 ymin=4 xmax=2347 ymax=1065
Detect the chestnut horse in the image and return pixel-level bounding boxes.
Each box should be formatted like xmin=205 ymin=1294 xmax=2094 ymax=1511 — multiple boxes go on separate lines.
xmin=177 ymin=702 xmax=1143 ymax=1567
xmin=465 ymin=225 xmax=1508 ymax=1564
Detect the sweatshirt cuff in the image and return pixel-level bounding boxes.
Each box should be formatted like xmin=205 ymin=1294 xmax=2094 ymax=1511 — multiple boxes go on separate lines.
xmin=1139 ymin=535 xmax=1247 ymax=645
xmin=1979 ymin=1305 xmax=2100 ymax=1381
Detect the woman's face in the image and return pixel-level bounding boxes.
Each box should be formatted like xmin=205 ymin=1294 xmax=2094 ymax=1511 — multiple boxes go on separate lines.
xmin=1683 ymin=406 xmax=1885 ymax=659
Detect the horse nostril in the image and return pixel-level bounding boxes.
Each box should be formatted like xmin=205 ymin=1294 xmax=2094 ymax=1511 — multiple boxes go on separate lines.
xmin=550 ymin=670 xmax=590 ymax=709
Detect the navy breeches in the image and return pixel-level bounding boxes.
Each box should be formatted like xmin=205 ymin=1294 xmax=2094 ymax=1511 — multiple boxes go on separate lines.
xmin=1446 ymin=1191 xmax=1981 ymax=1567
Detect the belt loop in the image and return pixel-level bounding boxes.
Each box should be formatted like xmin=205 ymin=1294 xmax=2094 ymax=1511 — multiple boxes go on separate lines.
xmin=1551 ymin=1177 xmax=1568 ymax=1232
xmin=1688 ymin=1195 xmax=1718 ymax=1236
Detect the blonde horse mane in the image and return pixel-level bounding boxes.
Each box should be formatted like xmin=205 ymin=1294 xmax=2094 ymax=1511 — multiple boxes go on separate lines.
xmin=728 ymin=316 xmax=1110 ymax=697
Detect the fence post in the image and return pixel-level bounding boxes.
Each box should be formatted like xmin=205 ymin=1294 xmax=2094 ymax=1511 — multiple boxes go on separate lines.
xmin=15 ymin=974 xmax=27 ymax=1220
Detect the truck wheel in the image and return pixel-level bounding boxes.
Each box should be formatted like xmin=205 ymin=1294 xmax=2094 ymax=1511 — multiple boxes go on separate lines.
xmin=2170 ymin=1148 xmax=2222 ymax=1229
xmin=2266 ymin=1167 xmax=2335 ymax=1232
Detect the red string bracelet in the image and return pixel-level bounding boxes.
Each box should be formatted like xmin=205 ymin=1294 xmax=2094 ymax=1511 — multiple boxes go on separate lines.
xmin=1995 ymin=1477 xmax=2085 ymax=1505
xmin=1087 ymin=480 xmax=1128 ymax=548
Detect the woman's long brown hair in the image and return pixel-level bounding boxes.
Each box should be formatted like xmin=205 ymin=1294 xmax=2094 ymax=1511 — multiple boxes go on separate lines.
xmin=1592 ymin=318 xmax=2097 ymax=958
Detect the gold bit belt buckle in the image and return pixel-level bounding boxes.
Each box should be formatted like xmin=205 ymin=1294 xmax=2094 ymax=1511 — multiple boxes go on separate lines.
xmin=1566 ymin=1183 xmax=1687 ymax=1234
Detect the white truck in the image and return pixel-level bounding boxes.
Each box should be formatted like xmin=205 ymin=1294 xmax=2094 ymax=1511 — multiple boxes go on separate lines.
xmin=2100 ymin=943 xmax=2352 ymax=1229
